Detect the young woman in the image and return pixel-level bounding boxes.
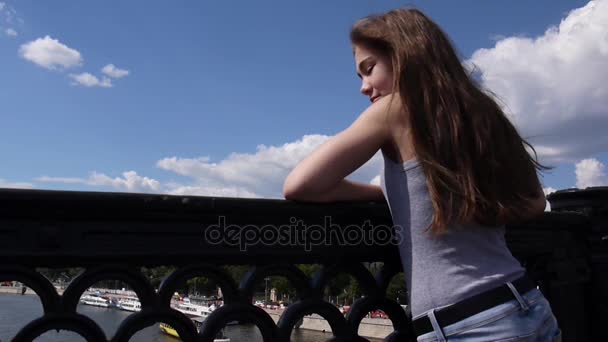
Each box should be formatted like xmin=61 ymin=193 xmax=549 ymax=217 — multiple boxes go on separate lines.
xmin=283 ymin=8 xmax=560 ymax=342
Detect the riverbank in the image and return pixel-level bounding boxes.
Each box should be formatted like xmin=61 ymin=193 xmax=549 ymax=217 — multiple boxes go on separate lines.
xmin=0 ymin=286 xmax=62 ymax=296
xmin=263 ymin=308 xmax=392 ymax=339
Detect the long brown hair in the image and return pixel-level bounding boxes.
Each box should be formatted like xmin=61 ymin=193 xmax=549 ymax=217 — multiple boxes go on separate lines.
xmin=350 ymin=8 xmax=550 ymax=236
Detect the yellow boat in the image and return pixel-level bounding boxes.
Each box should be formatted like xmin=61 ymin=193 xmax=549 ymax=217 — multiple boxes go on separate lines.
xmin=159 ymin=317 xmax=230 ymax=341
xmin=159 ymin=322 xmax=179 ymax=338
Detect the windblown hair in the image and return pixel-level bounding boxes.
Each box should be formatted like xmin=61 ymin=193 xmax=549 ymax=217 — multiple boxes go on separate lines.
xmin=350 ymin=8 xmax=550 ymax=236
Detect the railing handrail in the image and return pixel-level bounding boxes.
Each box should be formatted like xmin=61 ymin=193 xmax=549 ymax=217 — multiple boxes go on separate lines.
xmin=0 ymin=188 xmax=399 ymax=267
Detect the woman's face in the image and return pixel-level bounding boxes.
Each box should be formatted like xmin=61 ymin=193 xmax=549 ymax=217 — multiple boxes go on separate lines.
xmin=354 ymin=44 xmax=394 ymax=103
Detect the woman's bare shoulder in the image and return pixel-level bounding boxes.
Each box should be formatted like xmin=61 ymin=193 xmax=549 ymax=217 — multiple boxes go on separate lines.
xmin=369 ymin=93 xmax=406 ymax=117
xmin=372 ymin=94 xmax=414 ymax=162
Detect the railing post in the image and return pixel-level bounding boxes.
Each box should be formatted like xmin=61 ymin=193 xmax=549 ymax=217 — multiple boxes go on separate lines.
xmin=548 ymin=187 xmax=608 ymax=342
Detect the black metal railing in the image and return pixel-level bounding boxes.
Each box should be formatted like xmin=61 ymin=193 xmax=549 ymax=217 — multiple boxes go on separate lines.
xmin=0 ymin=187 xmax=606 ymax=342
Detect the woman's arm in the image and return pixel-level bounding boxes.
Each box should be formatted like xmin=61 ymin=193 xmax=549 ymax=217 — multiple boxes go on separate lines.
xmin=521 ymin=166 xmax=549 ymax=219
xmin=525 ymin=184 xmax=548 ymax=218
xmin=283 ymin=95 xmax=398 ymax=202
xmin=285 ymin=178 xmax=385 ymax=203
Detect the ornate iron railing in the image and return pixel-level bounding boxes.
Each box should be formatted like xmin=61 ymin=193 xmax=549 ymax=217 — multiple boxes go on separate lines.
xmin=0 ymin=187 xmax=606 ymax=342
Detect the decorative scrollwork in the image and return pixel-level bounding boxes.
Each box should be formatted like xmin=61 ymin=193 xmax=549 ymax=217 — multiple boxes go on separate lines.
xmin=3 ymin=262 xmax=409 ymax=341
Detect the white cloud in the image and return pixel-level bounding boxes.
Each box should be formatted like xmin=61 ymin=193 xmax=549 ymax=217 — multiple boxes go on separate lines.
xmin=35 ymin=176 xmax=83 ymax=184
xmin=0 ymin=3 xmax=6 ymax=12
xmin=5 ymin=27 xmax=16 ymax=36
xmin=543 ymin=187 xmax=557 ymax=195
xmin=370 ymin=175 xmax=381 ymax=186
xmin=0 ymin=178 xmax=33 ymax=189
xmin=575 ymin=158 xmax=608 ymax=188
xmin=156 ymin=135 xmax=330 ymax=194
xmin=37 ymin=171 xmax=161 ymax=193
xmin=542 ymin=186 xmax=558 ymax=211
xmin=36 ymin=171 xmax=261 ymax=197
xmin=69 ymin=73 xmax=112 ymax=88
xmin=468 ymin=0 xmax=608 ymax=163
xmin=101 ymin=64 xmax=129 ymax=78
xmin=156 ymin=134 xmax=383 ymax=199
xmin=165 ymin=183 xmax=261 ymax=198
xmin=88 ymin=171 xmax=161 ymax=192
xmin=36 ymin=168 xmax=266 ymax=197
xmin=19 ymin=36 xmax=82 ymax=70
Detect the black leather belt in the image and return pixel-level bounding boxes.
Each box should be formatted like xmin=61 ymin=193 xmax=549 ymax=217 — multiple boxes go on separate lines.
xmin=412 ymin=274 xmax=537 ymax=336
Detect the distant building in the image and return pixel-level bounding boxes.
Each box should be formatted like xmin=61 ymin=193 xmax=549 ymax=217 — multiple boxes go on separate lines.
xmin=270 ymin=288 xmax=277 ymax=302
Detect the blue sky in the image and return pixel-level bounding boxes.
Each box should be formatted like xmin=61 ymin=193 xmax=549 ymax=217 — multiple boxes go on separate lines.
xmin=1 ymin=0 xmax=607 ymax=199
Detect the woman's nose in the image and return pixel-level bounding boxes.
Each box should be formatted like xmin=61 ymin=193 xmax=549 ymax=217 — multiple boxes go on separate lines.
xmin=360 ymin=81 xmax=372 ymax=97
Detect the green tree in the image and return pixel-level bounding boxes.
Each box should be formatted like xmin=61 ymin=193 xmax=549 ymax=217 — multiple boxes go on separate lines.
xmin=278 ymin=276 xmax=301 ymax=300
xmin=386 ymin=273 xmax=407 ymax=304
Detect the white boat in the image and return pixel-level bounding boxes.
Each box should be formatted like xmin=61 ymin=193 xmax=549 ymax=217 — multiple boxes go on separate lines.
xmin=172 ymin=298 xmax=242 ymax=327
xmin=173 ymin=300 xmax=215 ymax=319
xmin=80 ymin=295 xmax=110 ymax=308
xmin=118 ymin=297 xmax=142 ymax=312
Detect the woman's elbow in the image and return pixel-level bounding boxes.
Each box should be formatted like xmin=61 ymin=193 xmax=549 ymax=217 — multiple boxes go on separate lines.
xmin=282 ymin=184 xmax=299 ymax=200
xmin=525 ymin=194 xmax=548 ymax=220
xmin=283 ymin=178 xmax=326 ymax=202
xmin=533 ymin=196 xmax=549 ymax=215
xmin=283 ymin=177 xmax=307 ymax=200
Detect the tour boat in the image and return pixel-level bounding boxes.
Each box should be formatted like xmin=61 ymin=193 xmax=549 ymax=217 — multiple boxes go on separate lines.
xmin=80 ymin=295 xmax=110 ymax=308
xmin=173 ymin=301 xmax=215 ymax=319
xmin=118 ymin=297 xmax=142 ymax=312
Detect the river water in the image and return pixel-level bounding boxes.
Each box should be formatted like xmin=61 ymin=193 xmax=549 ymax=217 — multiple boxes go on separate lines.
xmin=0 ymin=294 xmax=344 ymax=342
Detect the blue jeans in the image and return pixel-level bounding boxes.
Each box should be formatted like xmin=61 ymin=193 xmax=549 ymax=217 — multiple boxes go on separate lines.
xmin=416 ymin=285 xmax=561 ymax=342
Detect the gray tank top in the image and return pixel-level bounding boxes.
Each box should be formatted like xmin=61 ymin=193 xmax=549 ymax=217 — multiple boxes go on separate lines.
xmin=379 ymin=151 xmax=525 ymax=318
